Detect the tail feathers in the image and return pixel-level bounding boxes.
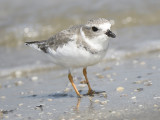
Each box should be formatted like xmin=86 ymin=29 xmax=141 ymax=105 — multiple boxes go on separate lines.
xmin=25 ymin=41 xmax=48 ymax=53
xmin=25 ymin=41 xmax=40 ymax=45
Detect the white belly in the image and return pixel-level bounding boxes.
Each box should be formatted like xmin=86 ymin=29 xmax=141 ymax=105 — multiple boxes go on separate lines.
xmin=48 ymin=41 xmax=108 ymax=68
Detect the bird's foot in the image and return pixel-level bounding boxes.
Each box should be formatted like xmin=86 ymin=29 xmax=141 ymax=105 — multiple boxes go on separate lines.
xmin=87 ymin=89 xmax=95 ymax=96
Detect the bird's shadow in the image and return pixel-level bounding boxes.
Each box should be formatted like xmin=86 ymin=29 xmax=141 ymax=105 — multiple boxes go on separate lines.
xmin=22 ymin=90 xmax=106 ymax=99
xmin=22 ymin=92 xmax=74 ymax=99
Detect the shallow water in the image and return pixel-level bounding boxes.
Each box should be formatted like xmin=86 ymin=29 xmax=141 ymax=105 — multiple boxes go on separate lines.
xmin=0 ymin=0 xmax=160 ymax=47
xmin=0 ymin=0 xmax=160 ymax=119
xmin=0 ymin=0 xmax=160 ymax=76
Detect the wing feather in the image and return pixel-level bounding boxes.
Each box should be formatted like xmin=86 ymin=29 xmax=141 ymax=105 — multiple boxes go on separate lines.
xmin=25 ymin=25 xmax=82 ymax=53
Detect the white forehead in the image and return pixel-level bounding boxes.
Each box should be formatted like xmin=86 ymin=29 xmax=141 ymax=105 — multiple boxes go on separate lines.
xmin=86 ymin=23 xmax=111 ymax=31
xmin=86 ymin=18 xmax=111 ymax=31
xmin=98 ymin=23 xmax=111 ymax=31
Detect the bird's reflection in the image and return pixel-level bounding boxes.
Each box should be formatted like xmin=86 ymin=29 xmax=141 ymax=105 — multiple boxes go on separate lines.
xmin=74 ymin=91 xmax=107 ymax=111
xmin=75 ymin=98 xmax=81 ymax=110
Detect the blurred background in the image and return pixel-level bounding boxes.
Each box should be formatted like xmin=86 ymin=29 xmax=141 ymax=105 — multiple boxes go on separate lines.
xmin=0 ymin=0 xmax=160 ymax=47
xmin=0 ymin=0 xmax=160 ymax=76
xmin=0 ymin=0 xmax=160 ymax=119
xmin=0 ymin=0 xmax=160 ymax=78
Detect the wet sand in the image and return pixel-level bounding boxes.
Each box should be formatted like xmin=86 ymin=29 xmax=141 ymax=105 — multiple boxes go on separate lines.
xmin=0 ymin=49 xmax=160 ymax=119
xmin=0 ymin=0 xmax=160 ymax=119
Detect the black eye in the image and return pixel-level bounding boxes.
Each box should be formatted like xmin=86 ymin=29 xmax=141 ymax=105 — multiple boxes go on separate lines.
xmin=92 ymin=26 xmax=98 ymax=32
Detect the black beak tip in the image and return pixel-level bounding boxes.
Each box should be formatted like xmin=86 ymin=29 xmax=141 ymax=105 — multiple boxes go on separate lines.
xmin=112 ymin=33 xmax=116 ymax=38
xmin=106 ymin=30 xmax=116 ymax=38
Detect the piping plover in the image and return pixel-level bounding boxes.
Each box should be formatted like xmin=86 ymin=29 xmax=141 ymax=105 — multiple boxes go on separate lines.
xmin=25 ymin=18 xmax=116 ymax=97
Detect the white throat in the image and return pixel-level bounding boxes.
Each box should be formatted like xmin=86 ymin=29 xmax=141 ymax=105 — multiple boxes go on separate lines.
xmin=80 ymin=27 xmax=108 ymax=51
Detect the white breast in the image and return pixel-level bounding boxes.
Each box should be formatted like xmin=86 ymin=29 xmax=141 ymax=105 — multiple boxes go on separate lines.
xmin=47 ymin=40 xmax=108 ymax=68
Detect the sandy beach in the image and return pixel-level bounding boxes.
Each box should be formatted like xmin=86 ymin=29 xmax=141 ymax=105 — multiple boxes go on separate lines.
xmin=0 ymin=0 xmax=160 ymax=119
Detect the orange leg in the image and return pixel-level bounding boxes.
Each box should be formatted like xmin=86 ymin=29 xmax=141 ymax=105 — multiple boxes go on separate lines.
xmin=68 ymin=72 xmax=81 ymax=97
xmin=83 ymin=68 xmax=94 ymax=95
xmin=76 ymin=98 xmax=81 ymax=110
